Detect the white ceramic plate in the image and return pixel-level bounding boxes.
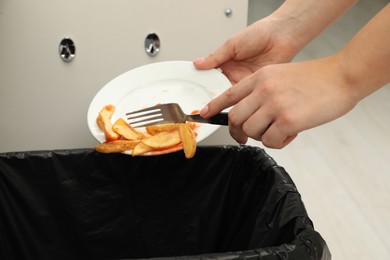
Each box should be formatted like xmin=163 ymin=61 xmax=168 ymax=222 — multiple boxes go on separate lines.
xmin=87 ymin=60 xmax=231 ymax=154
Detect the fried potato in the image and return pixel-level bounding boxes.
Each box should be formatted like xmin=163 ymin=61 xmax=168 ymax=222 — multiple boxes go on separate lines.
xmin=132 ymin=142 xmax=153 ymax=156
xmin=178 ymin=123 xmax=196 ymax=159
xmin=141 ymin=130 xmax=181 ymax=149
xmin=112 ymin=118 xmax=145 ymax=140
xmin=96 ymin=104 xmax=120 ymax=141
xmin=146 ymin=123 xmax=178 ymax=135
xmin=95 ymin=104 xmax=198 ymax=158
xmin=186 ymin=121 xmax=197 ymax=130
xmin=96 ymin=140 xmax=140 ymax=153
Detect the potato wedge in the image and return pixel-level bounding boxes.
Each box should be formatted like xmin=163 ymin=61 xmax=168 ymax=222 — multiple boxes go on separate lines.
xmin=141 ymin=130 xmax=181 ymax=149
xmin=186 ymin=121 xmax=197 ymax=130
xmin=96 ymin=140 xmax=140 ymax=153
xmin=146 ymin=123 xmax=178 ymax=135
xmin=132 ymin=142 xmax=153 ymax=156
xmin=95 ymin=104 xmax=199 ymax=158
xmin=112 ymin=118 xmax=145 ymax=140
xmin=178 ymin=123 xmax=196 ymax=159
xmin=96 ymin=104 xmax=120 ymax=141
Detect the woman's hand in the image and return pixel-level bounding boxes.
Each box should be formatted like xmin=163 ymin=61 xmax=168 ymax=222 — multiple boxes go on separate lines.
xmin=195 ymin=1 xmax=389 ymax=149
xmin=193 ymin=0 xmax=357 ymax=84
xmin=200 ymin=55 xmax=357 ymax=148
xmin=193 ymin=17 xmax=300 ymax=84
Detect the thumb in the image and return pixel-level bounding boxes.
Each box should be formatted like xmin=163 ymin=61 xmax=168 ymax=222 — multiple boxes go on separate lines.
xmin=193 ymin=40 xmax=235 ymax=70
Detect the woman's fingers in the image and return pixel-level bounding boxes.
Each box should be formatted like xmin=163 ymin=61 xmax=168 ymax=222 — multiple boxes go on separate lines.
xmin=228 ymin=86 xmax=272 ymax=144
xmin=201 ymin=74 xmax=258 ymax=117
xmin=260 ymin=120 xmax=298 ymax=148
xmin=193 ymin=39 xmax=236 ymax=70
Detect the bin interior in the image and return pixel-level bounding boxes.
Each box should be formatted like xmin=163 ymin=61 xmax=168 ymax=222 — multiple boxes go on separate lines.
xmin=0 ymin=146 xmax=330 ymax=260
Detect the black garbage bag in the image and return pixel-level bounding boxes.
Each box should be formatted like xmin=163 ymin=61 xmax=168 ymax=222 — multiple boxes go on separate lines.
xmin=0 ymin=145 xmax=331 ymax=260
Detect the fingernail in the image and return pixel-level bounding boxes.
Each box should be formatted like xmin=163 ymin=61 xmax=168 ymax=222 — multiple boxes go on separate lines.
xmin=200 ymin=105 xmax=209 ymax=116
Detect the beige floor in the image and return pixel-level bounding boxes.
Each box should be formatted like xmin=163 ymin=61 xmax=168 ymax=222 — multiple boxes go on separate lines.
xmin=246 ymin=0 xmax=390 ymax=259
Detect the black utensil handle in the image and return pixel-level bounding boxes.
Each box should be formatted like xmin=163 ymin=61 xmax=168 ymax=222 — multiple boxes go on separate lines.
xmin=187 ymin=112 xmax=228 ymax=125
xmin=188 ymin=113 xmax=228 ymax=125
xmin=209 ymin=112 xmax=229 ymax=125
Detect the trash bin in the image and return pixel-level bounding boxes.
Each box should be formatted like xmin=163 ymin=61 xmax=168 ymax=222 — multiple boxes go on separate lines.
xmin=0 ymin=145 xmax=331 ymax=260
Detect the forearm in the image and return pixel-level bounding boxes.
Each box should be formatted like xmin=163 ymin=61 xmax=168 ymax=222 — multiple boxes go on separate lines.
xmin=339 ymin=3 xmax=390 ymax=102
xmin=268 ymin=0 xmax=357 ymax=50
